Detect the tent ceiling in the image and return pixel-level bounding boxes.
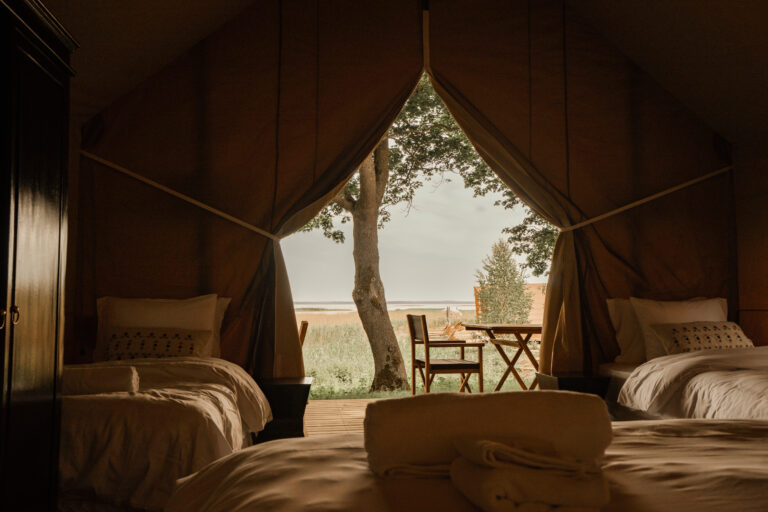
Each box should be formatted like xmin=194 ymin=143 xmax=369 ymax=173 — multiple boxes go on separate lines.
xmin=570 ymin=0 xmax=768 ymax=147
xmin=45 ymin=0 xmax=257 ymax=120
xmin=47 ymin=0 xmax=767 ymax=145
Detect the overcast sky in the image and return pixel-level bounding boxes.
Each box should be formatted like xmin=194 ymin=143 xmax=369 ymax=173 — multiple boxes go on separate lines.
xmin=283 ymin=175 xmax=548 ymax=303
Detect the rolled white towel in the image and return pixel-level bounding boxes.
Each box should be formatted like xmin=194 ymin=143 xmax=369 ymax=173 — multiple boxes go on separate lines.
xmin=455 ymin=439 xmax=601 ymax=474
xmin=62 ymin=365 xmax=139 ymax=395
xmin=450 ymin=456 xmax=608 ymax=512
xmin=364 ymin=391 xmax=611 ymax=477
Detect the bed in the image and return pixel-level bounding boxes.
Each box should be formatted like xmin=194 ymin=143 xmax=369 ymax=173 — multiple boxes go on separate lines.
xmin=165 ymin=418 xmax=768 ymax=512
xmin=604 ymin=296 xmax=768 ymax=419
xmin=58 ymin=356 xmax=271 ymax=512
xmin=617 ymin=346 xmax=768 ymax=419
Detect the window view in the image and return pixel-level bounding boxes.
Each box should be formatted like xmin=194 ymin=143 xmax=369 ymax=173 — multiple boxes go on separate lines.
xmin=284 ymin=75 xmax=557 ymax=399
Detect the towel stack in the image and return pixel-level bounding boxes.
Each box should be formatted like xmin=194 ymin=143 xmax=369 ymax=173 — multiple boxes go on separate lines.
xmin=364 ymin=391 xmax=611 ymax=511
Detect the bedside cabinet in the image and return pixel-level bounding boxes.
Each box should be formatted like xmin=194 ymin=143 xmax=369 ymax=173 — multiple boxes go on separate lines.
xmin=535 ymin=372 xmax=609 ymax=397
xmin=255 ymin=377 xmax=313 ymax=443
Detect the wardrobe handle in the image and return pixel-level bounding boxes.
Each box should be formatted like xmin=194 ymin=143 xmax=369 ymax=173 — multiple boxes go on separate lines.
xmin=0 ymin=309 xmax=5 ymax=329
xmin=10 ymin=306 xmax=20 ymax=325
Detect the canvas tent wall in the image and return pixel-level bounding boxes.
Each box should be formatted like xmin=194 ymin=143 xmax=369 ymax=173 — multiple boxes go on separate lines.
xmin=65 ymin=0 xmax=736 ymax=378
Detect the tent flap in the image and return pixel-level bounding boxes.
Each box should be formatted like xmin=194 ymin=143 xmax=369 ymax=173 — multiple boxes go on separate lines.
xmin=68 ymin=0 xmax=733 ymax=377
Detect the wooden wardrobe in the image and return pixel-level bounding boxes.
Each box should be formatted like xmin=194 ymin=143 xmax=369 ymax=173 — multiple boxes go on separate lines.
xmin=0 ymin=1 xmax=74 ymax=509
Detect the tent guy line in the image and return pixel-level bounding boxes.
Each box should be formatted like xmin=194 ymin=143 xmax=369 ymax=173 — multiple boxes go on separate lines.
xmin=559 ymin=164 xmax=733 ymax=233
xmin=82 ymin=149 xmax=731 ymax=242
xmin=80 ymin=150 xmax=281 ymax=242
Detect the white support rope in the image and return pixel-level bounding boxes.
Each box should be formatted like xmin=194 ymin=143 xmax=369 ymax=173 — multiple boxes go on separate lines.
xmin=80 ymin=150 xmax=280 ymax=242
xmin=559 ymin=165 xmax=733 ymax=232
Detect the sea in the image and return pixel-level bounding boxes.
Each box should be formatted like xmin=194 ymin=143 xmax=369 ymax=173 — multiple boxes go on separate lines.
xmin=294 ymin=301 xmax=475 ymax=312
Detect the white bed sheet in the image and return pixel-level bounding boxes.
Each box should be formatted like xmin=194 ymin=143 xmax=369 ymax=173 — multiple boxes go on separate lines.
xmin=618 ymin=346 xmax=768 ymax=418
xmin=166 ymin=419 xmax=768 ymax=512
xmin=59 ymin=357 xmax=271 ymax=511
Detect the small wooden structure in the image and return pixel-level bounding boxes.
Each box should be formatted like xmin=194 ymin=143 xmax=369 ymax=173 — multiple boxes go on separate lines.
xmin=298 ymin=320 xmax=309 ymax=346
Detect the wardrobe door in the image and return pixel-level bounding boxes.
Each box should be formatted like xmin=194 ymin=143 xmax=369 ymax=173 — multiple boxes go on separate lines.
xmin=3 ymin=31 xmax=67 ymax=510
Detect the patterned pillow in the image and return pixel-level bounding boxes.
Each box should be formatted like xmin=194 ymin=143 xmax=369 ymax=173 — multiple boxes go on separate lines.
xmin=103 ymin=327 xmax=215 ymax=361
xmin=651 ymin=321 xmax=754 ymax=355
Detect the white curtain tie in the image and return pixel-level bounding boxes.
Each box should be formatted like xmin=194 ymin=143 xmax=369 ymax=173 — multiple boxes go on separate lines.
xmin=559 ymin=165 xmax=732 ymax=233
xmin=80 ymin=150 xmax=280 ymax=242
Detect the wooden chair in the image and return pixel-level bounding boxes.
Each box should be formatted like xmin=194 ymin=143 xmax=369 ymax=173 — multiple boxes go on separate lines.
xmin=407 ymin=314 xmax=484 ymax=395
xmin=299 ymin=320 xmax=309 ymax=347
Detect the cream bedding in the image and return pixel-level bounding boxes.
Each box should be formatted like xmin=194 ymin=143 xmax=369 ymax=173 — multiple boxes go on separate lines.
xmin=166 ymin=419 xmax=768 ymax=512
xmin=618 ymin=346 xmax=768 ymax=418
xmin=59 ymin=357 xmax=271 ymax=512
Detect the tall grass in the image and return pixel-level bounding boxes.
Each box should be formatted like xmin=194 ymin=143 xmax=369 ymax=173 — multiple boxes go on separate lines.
xmin=299 ymin=309 xmax=539 ymax=399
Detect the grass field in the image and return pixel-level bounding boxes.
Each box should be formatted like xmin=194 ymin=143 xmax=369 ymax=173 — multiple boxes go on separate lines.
xmin=296 ymin=308 xmax=540 ymax=399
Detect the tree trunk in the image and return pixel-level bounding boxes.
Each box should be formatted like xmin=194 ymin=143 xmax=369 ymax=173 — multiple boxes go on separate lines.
xmin=350 ymin=139 xmax=409 ymax=391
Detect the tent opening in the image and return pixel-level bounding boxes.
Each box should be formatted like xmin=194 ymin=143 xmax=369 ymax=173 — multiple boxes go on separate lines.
xmin=283 ymin=74 xmax=555 ymax=399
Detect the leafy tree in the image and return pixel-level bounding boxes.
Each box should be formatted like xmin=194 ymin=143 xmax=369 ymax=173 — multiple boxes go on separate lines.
xmin=301 ymin=75 xmax=555 ymax=391
xmin=475 ymin=240 xmax=533 ymax=324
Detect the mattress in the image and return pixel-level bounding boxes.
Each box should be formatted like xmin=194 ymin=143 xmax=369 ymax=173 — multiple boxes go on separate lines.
xmin=166 ymin=419 xmax=768 ymax=512
xmin=59 ymin=357 xmax=271 ymax=512
xmin=618 ymin=346 xmax=768 ymax=419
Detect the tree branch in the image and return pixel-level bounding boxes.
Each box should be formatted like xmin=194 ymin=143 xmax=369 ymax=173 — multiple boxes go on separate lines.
xmin=332 ymin=186 xmax=357 ymax=213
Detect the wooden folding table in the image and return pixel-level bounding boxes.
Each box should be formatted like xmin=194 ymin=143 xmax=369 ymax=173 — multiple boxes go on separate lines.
xmin=463 ymin=323 xmax=542 ymax=391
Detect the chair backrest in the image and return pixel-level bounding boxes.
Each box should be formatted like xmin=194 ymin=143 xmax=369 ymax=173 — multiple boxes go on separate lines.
xmin=407 ymin=314 xmax=431 ymax=365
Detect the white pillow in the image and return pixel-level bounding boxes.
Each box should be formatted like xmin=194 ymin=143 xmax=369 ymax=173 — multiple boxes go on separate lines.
xmin=212 ymin=297 xmax=231 ymax=357
xmin=95 ymin=294 xmax=218 ymax=361
xmin=606 ymin=298 xmax=646 ymax=364
xmin=629 ymin=297 xmax=728 ymax=361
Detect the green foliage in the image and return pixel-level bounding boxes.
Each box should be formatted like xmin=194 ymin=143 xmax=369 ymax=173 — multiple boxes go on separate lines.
xmin=300 ymin=73 xmax=557 ymax=275
xmin=302 ymin=312 xmax=535 ymax=399
xmin=475 ymin=240 xmax=533 ymax=324
xmin=504 ymin=215 xmax=559 ymax=277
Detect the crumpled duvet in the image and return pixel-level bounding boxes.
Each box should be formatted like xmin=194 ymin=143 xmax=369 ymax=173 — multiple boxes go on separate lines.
xmin=165 ymin=419 xmax=768 ymax=512
xmin=618 ymin=346 xmax=768 ymax=418
xmin=59 ymin=357 xmax=271 ymax=511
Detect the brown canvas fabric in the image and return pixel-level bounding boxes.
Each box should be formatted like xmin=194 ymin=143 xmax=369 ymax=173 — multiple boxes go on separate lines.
xmin=68 ymin=0 xmax=423 ymax=377
xmin=428 ymin=0 xmax=732 ymax=373
xmin=68 ymin=0 xmax=733 ymax=378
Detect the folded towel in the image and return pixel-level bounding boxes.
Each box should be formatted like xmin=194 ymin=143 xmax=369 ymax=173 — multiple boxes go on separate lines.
xmin=450 ymin=456 xmax=608 ymax=512
xmin=62 ymin=365 xmax=139 ymax=395
xmin=455 ymin=439 xmax=600 ymax=474
xmin=364 ymin=391 xmax=612 ymax=477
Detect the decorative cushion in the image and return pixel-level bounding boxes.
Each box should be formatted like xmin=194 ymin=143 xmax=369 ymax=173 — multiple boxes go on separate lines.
xmin=103 ymin=327 xmax=215 ymax=361
xmin=95 ymin=294 xmax=219 ymax=361
xmin=652 ymin=321 xmax=754 ymax=355
xmin=606 ymin=298 xmax=646 ymax=364
xmin=629 ymin=297 xmax=728 ymax=361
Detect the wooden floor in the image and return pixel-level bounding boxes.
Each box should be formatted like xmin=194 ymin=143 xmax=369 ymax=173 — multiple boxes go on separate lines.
xmin=304 ymin=399 xmax=377 ymax=436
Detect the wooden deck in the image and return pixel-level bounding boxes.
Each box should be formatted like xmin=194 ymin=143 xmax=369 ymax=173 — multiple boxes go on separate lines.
xmin=304 ymin=399 xmax=377 ymax=436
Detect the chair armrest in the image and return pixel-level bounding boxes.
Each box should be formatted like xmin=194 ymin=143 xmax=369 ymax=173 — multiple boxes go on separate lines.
xmin=428 ymin=341 xmax=485 ymax=348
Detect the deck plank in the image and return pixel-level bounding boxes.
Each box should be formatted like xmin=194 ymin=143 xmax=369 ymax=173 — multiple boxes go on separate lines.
xmin=304 ymin=399 xmax=378 ymax=437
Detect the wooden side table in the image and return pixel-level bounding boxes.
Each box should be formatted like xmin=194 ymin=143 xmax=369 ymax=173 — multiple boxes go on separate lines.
xmin=255 ymin=377 xmax=313 ymax=443
xmin=535 ymin=372 xmax=609 ymax=397
xmin=463 ymin=324 xmax=542 ymax=391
